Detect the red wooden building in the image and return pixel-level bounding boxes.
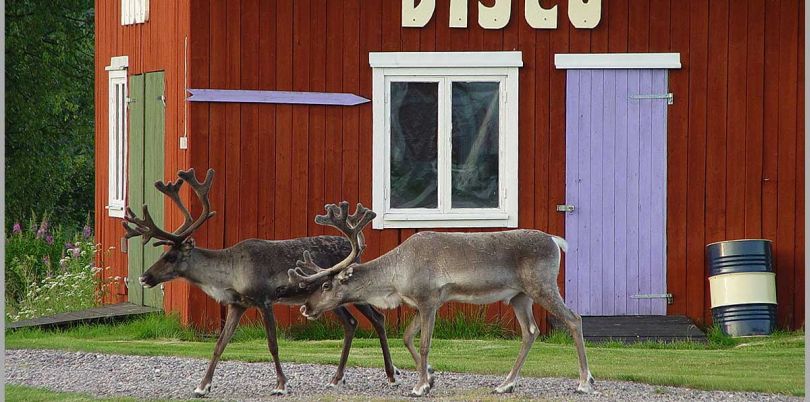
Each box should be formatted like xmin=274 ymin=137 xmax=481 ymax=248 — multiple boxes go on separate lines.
xmin=95 ymin=0 xmax=805 ymax=332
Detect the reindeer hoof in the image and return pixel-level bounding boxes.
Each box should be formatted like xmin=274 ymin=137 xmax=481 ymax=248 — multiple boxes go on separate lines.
xmin=327 ymin=376 xmax=346 ymax=387
xmin=576 ymin=383 xmax=595 ymax=394
xmin=424 ymin=365 xmax=436 ymax=388
xmin=494 ymin=382 xmax=516 ymax=394
xmin=410 ymin=383 xmax=431 ymax=397
xmin=575 ymin=372 xmax=596 ymax=394
xmin=193 ymin=384 xmax=211 ymax=397
xmin=387 ymin=377 xmax=401 ymax=387
xmin=270 ymin=386 xmax=287 ymax=396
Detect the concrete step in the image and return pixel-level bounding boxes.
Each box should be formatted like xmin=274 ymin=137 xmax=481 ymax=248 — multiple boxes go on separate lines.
xmin=550 ymin=315 xmax=707 ymax=343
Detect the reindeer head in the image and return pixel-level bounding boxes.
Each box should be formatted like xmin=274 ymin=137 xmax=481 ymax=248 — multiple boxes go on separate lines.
xmin=288 ymin=202 xmax=375 ymax=319
xmin=122 ymin=168 xmax=216 ymax=288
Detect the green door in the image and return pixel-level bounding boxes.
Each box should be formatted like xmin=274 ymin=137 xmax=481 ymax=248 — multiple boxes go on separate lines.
xmin=128 ymin=71 xmax=165 ymax=309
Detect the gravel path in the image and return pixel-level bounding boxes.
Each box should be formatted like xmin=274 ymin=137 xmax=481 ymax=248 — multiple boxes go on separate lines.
xmin=6 ymin=349 xmax=799 ymax=401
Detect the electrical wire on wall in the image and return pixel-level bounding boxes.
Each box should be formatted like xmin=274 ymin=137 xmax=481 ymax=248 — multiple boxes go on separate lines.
xmin=181 ymin=36 xmax=189 ymax=150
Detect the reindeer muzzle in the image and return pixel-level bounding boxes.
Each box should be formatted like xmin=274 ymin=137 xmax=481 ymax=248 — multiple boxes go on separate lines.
xmin=139 ymin=274 xmax=157 ymax=288
xmin=300 ymin=305 xmax=320 ymax=320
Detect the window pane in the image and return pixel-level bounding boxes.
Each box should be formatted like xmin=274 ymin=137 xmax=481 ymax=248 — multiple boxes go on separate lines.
xmin=118 ymin=83 xmax=125 ymax=199
xmin=389 ymin=82 xmax=439 ymax=209
xmin=451 ymin=81 xmax=500 ymax=208
xmin=115 ymin=84 xmax=121 ymax=199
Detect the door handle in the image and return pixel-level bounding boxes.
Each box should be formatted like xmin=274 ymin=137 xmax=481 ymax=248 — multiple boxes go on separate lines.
xmin=556 ymin=204 xmax=575 ymax=213
xmin=629 ymin=92 xmax=674 ymax=105
xmin=631 ymin=293 xmax=674 ymax=305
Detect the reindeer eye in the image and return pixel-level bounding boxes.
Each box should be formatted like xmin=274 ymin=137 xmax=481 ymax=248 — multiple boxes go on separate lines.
xmin=322 ymin=282 xmax=332 ymax=291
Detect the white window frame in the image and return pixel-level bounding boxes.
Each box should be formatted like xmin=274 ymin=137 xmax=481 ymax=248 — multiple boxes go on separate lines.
xmin=106 ymin=56 xmax=128 ymax=218
xmin=121 ymin=0 xmax=149 ymax=25
xmin=370 ymin=52 xmax=522 ymax=229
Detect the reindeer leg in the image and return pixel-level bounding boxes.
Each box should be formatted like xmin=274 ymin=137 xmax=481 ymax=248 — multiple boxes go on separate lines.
xmin=402 ymin=312 xmax=434 ymax=383
xmin=410 ymin=307 xmax=437 ymax=397
xmin=495 ymin=293 xmax=538 ymax=394
xmin=195 ymin=304 xmax=246 ymax=397
xmin=354 ymin=304 xmax=400 ymax=386
xmin=402 ymin=311 xmax=421 ymax=365
xmin=329 ymin=306 xmax=358 ymax=387
xmin=259 ymin=304 xmax=288 ymax=395
xmin=539 ymin=291 xmax=595 ymax=394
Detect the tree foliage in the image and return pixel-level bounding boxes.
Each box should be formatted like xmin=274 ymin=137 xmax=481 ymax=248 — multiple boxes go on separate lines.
xmin=6 ymin=0 xmax=95 ymax=229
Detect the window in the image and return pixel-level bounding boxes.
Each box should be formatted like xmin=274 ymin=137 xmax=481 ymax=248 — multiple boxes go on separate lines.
xmin=121 ymin=0 xmax=149 ymax=25
xmin=370 ymin=52 xmax=521 ymax=228
xmin=106 ymin=56 xmax=128 ymax=218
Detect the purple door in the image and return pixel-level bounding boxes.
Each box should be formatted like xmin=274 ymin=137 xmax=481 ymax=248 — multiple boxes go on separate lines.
xmin=563 ymin=69 xmax=668 ymax=316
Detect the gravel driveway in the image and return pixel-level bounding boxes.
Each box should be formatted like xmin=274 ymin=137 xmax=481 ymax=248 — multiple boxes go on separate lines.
xmin=6 ymin=349 xmax=799 ymax=401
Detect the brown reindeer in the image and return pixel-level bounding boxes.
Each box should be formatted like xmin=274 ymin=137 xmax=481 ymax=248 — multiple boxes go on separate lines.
xmin=289 ymin=202 xmax=594 ymax=397
xmin=123 ymin=170 xmax=399 ymax=397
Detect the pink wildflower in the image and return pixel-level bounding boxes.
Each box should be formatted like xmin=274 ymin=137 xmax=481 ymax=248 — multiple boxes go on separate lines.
xmin=82 ymin=225 xmax=93 ymax=239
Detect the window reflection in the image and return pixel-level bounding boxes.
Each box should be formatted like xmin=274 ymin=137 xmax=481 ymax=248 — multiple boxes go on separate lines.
xmin=451 ymin=82 xmax=500 ymax=208
xmin=389 ymin=82 xmax=439 ymax=209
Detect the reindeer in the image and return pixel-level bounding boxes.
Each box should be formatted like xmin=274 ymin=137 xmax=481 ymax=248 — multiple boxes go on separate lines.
xmin=289 ymin=202 xmax=595 ymax=397
xmin=122 ymin=170 xmax=399 ymax=397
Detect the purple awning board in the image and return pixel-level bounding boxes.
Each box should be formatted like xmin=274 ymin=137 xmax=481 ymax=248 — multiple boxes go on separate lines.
xmin=186 ymin=89 xmax=369 ymax=106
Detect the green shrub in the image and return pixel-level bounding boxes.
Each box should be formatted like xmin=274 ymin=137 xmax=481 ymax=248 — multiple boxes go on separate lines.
xmin=706 ymin=325 xmax=738 ymax=348
xmin=542 ymin=328 xmax=574 ymax=345
xmin=231 ymin=323 xmax=269 ymax=342
xmin=285 ymin=318 xmax=350 ymax=341
xmin=430 ymin=309 xmax=511 ymax=339
xmin=126 ymin=313 xmax=201 ymax=341
xmin=5 ymin=212 xmax=115 ymax=321
xmin=6 ymin=213 xmax=69 ymax=304
xmin=283 ymin=308 xmax=512 ymax=341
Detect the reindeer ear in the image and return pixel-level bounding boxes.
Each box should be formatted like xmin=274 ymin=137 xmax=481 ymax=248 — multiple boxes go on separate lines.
xmin=338 ymin=266 xmax=354 ymax=284
xmin=182 ymin=238 xmax=196 ymax=251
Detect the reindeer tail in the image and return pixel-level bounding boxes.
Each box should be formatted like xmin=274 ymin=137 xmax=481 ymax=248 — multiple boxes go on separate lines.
xmin=550 ymin=235 xmax=568 ymax=253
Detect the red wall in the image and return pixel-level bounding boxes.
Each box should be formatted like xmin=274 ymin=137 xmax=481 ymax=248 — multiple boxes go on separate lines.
xmin=96 ymin=0 xmax=804 ymax=332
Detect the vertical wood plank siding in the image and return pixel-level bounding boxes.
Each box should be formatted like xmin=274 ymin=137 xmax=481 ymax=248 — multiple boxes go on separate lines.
xmin=95 ymin=1 xmax=195 ymax=323
xmin=564 ymin=69 xmax=668 ymax=316
xmin=97 ymin=0 xmax=804 ymax=331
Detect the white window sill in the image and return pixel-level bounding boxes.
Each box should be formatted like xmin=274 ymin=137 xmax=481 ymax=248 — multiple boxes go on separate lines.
xmin=106 ymin=205 xmax=125 ymax=219
xmin=373 ymin=212 xmax=516 ymax=229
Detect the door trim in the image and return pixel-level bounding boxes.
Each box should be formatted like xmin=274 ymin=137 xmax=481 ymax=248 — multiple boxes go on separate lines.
xmin=554 ymin=53 xmax=681 ymax=70
xmin=127 ymin=71 xmax=165 ymax=309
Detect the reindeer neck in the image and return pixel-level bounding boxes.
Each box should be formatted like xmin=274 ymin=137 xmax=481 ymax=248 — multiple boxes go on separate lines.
xmin=345 ymin=252 xmax=401 ymax=299
xmin=181 ymin=247 xmax=238 ymax=289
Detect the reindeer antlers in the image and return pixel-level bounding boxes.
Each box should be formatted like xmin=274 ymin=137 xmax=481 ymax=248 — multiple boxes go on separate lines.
xmin=175 ymin=168 xmax=216 ymax=237
xmin=288 ymin=202 xmax=375 ymax=287
xmin=122 ymin=168 xmax=216 ymax=246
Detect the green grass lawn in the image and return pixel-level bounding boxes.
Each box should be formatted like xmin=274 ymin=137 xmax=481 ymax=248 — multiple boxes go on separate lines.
xmin=5 ymin=384 xmax=204 ymax=402
xmin=5 ymin=384 xmax=141 ymax=402
xmin=6 ymin=315 xmax=805 ymax=397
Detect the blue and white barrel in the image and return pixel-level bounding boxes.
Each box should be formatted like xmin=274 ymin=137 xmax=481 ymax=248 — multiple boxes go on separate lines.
xmin=706 ymin=239 xmax=776 ymax=337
